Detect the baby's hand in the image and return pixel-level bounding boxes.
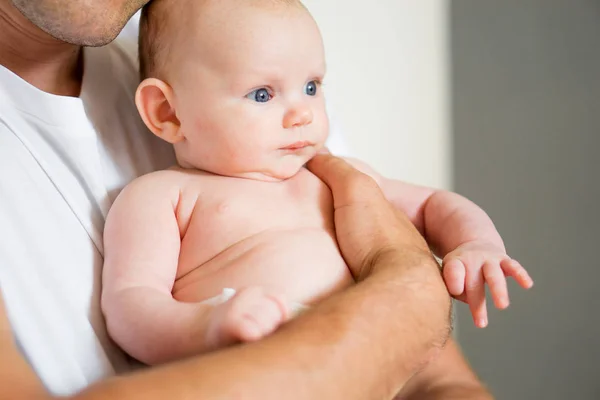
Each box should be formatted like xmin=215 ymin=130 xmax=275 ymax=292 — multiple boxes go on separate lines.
xmin=205 ymin=286 xmax=289 ymax=350
xmin=442 ymin=241 xmax=533 ymax=328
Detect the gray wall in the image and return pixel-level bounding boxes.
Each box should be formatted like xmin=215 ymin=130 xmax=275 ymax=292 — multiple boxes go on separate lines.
xmin=451 ymin=1 xmax=600 ymax=399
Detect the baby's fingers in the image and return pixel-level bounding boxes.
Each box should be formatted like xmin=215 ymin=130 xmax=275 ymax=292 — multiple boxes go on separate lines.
xmin=501 ymin=259 xmax=534 ymax=289
xmin=483 ymin=261 xmax=509 ymax=309
xmin=465 ymin=268 xmax=488 ymax=328
xmin=443 ymin=258 xmax=466 ymax=296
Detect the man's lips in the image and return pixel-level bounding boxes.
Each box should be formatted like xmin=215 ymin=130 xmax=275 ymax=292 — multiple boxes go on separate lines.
xmin=280 ymin=141 xmax=312 ymax=150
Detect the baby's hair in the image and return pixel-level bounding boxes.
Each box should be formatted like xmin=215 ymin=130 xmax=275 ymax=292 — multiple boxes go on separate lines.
xmin=138 ymin=0 xmax=307 ymax=80
xmin=139 ymin=0 xmax=168 ymax=80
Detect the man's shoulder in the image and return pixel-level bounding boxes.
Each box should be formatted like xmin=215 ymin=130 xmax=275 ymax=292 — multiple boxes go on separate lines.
xmin=81 ymin=31 xmax=141 ymax=103
xmin=109 ymin=36 xmax=139 ymax=71
xmin=96 ymin=37 xmax=140 ymax=93
xmin=81 ymin=38 xmax=177 ymax=176
xmin=105 ymin=13 xmax=141 ymax=85
xmin=0 ymin=119 xmax=32 ymax=166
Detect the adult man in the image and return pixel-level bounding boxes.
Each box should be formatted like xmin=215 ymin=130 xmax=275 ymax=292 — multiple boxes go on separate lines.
xmin=0 ymin=1 xmax=491 ymax=398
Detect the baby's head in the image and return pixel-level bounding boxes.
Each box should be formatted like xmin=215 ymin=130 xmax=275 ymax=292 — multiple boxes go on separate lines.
xmin=136 ymin=0 xmax=329 ymax=181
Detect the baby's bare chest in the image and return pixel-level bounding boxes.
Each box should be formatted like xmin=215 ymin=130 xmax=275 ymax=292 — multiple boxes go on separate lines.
xmin=178 ymin=169 xmax=334 ymax=268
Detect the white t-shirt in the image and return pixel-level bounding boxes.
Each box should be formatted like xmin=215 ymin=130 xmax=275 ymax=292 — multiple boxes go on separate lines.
xmin=0 ymin=39 xmax=175 ymax=395
xmin=0 ymin=29 xmax=349 ymax=396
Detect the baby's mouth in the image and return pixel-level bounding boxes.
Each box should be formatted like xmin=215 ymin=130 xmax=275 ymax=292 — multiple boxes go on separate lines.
xmin=280 ymin=141 xmax=312 ymax=151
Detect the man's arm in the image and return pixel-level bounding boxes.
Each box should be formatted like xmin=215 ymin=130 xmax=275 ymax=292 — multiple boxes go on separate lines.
xmin=342 ymin=157 xmax=494 ymax=397
xmin=0 ymin=154 xmax=452 ymax=400
xmin=0 ymin=290 xmax=47 ymax=400
xmin=0 ymin=252 xmax=450 ymax=400
xmin=397 ymin=338 xmax=493 ymax=400
xmin=75 ymin=254 xmax=450 ymax=400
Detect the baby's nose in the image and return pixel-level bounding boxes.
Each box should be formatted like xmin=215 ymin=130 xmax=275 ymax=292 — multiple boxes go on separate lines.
xmin=283 ymin=106 xmax=313 ymax=129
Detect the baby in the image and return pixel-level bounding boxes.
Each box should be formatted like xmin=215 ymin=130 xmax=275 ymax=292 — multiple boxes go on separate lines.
xmin=101 ymin=0 xmax=533 ymax=365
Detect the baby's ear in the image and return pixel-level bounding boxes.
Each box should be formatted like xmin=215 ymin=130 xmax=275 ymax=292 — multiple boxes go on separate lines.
xmin=135 ymin=78 xmax=184 ymax=144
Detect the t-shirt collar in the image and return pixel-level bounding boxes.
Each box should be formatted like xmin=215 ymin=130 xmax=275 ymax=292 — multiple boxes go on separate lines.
xmin=0 ymin=45 xmax=116 ymax=128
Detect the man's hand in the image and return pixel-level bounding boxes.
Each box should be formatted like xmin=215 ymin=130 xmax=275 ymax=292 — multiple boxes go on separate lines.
xmin=307 ymin=153 xmax=433 ymax=281
xmin=309 ymin=153 xmax=492 ymax=399
xmin=396 ymin=338 xmax=494 ymax=400
xmin=307 ymin=152 xmax=453 ymax=396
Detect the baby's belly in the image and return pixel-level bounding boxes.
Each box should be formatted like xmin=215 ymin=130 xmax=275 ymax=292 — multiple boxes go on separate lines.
xmin=172 ymin=228 xmax=354 ymax=305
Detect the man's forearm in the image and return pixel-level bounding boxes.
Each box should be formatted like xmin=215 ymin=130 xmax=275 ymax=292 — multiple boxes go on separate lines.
xmin=399 ymin=385 xmax=493 ymax=400
xmin=72 ymin=251 xmax=451 ymax=400
xmin=398 ymin=339 xmax=493 ymax=400
xmin=410 ymin=385 xmax=494 ymax=400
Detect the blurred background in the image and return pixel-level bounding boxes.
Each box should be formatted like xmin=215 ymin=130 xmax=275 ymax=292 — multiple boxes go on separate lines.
xmin=304 ymin=0 xmax=600 ymax=399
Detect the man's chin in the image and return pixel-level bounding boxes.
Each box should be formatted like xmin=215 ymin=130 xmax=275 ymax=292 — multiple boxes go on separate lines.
xmin=10 ymin=0 xmax=139 ymax=47
xmin=52 ymin=29 xmax=121 ymax=47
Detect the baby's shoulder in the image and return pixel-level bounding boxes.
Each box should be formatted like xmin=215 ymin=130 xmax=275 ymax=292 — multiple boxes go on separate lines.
xmin=114 ymin=168 xmax=195 ymax=207
xmin=119 ymin=168 xmax=227 ymax=202
xmin=127 ymin=168 xmax=186 ymax=190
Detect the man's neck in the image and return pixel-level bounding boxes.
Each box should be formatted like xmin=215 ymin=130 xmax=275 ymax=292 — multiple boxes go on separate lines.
xmin=0 ymin=2 xmax=83 ymax=97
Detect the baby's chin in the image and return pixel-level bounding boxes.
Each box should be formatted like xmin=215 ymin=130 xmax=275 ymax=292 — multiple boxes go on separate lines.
xmin=235 ymin=165 xmax=305 ymax=182
xmin=221 ymin=158 xmax=307 ymax=182
xmin=182 ymin=154 xmax=311 ymax=182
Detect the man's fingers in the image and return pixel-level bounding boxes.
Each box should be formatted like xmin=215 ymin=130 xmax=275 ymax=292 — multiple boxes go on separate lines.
xmin=307 ymin=153 xmax=434 ymax=281
xmin=306 ymin=154 xmax=355 ymax=189
xmin=307 ymin=154 xmax=384 ymax=208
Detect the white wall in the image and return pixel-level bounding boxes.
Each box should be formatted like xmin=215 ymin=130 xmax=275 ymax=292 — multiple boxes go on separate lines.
xmin=303 ymin=0 xmax=451 ymax=189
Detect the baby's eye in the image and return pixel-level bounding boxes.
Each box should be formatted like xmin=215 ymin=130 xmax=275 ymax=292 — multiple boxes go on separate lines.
xmin=304 ymin=80 xmax=318 ymax=96
xmin=246 ymin=88 xmax=272 ymax=103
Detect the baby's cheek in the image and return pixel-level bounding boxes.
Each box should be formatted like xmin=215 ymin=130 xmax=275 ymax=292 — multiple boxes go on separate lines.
xmin=314 ymin=108 xmax=330 ymax=143
xmin=320 ymin=120 xmax=330 ymax=143
xmin=233 ymin=121 xmax=273 ymax=155
xmin=221 ymin=132 xmax=262 ymax=171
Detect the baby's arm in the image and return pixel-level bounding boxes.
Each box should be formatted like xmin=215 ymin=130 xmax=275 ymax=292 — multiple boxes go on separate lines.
xmin=345 ymin=158 xmax=533 ymax=327
xmin=101 ymin=173 xmax=288 ymax=364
